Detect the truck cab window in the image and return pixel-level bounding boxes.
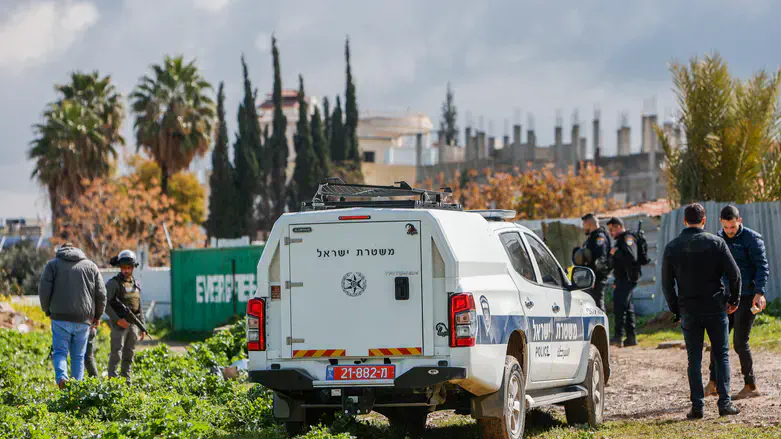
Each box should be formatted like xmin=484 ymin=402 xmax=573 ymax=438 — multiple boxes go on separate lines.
xmin=499 ymin=232 xmax=536 ymax=282
xmin=525 ymin=234 xmax=566 ymax=288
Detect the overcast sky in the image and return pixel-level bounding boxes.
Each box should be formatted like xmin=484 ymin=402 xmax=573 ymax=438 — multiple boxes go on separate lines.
xmin=1 ymin=0 xmax=779 ymax=219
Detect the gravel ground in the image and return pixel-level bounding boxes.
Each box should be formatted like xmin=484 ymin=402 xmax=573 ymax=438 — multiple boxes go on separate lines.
xmin=605 ymin=345 xmax=781 ymax=424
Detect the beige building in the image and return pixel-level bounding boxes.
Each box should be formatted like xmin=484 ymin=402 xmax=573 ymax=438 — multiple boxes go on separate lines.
xmin=257 ymin=89 xmax=319 ymax=164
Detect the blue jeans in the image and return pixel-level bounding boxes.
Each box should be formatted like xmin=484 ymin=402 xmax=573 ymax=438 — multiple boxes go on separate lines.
xmin=681 ymin=312 xmax=731 ymax=410
xmin=51 ymin=320 xmax=91 ymax=383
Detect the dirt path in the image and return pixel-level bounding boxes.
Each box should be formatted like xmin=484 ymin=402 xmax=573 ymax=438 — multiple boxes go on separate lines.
xmin=135 ymin=338 xmax=189 ymax=354
xmin=605 ymin=345 xmax=781 ymax=424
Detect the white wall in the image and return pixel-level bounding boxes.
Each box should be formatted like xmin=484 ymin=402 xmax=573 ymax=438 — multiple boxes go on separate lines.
xmin=385 ymin=147 xmax=439 ymax=166
xmin=100 ymin=267 xmax=171 ymax=320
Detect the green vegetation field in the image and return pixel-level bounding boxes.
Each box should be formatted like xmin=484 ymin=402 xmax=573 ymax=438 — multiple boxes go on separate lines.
xmin=2 ymin=300 xmax=780 ymax=438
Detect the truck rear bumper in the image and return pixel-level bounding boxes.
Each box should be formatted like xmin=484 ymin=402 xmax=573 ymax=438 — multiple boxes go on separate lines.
xmin=249 ymin=366 xmax=467 ymax=392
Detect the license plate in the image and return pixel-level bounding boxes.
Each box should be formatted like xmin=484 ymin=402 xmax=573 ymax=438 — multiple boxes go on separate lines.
xmin=326 ymin=365 xmax=395 ymax=381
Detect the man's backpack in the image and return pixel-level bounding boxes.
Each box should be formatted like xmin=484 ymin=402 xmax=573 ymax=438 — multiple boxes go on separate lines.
xmin=635 ymin=221 xmax=651 ymax=266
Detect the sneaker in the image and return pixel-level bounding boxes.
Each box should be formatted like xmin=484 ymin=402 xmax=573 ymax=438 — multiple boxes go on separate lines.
xmin=704 ymin=380 xmax=718 ymax=397
xmin=623 ymin=337 xmax=638 ymax=347
xmin=56 ymin=378 xmax=67 ymax=390
xmin=733 ymin=384 xmax=760 ymax=400
xmin=719 ymin=404 xmax=741 ymax=417
xmin=686 ymin=408 xmax=704 ymax=420
xmin=610 ymin=338 xmax=623 ymax=348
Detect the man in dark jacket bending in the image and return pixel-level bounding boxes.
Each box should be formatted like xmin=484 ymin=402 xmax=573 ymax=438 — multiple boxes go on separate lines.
xmin=662 ymin=203 xmax=741 ymax=419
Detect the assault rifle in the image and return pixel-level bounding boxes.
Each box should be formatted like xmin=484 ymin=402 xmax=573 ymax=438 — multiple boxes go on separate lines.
xmin=109 ymin=296 xmax=151 ymax=337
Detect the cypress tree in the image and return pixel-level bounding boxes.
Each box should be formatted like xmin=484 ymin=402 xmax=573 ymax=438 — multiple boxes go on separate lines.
xmin=330 ymin=96 xmax=346 ymax=161
xmin=322 ymin=96 xmax=331 ymax=147
xmin=440 ymin=82 xmax=459 ymax=145
xmin=311 ymin=105 xmax=331 ymax=184
xmin=290 ymin=75 xmax=318 ymax=209
xmin=344 ymin=37 xmax=360 ymax=165
xmin=269 ymin=36 xmax=289 ymax=220
xmin=234 ymin=55 xmax=263 ymax=236
xmin=206 ymin=82 xmax=239 ymax=239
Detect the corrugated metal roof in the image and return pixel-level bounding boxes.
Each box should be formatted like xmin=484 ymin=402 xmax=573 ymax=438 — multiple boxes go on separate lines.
xmin=600 ymin=199 xmax=673 ymax=219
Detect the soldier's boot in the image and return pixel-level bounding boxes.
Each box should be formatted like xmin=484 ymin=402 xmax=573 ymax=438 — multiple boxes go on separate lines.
xmin=120 ymin=360 xmax=133 ymax=383
xmin=704 ymin=380 xmax=718 ymax=397
xmin=623 ymin=335 xmax=638 ymax=347
xmin=609 ymin=338 xmax=623 ymax=348
xmin=733 ymin=384 xmax=760 ymax=400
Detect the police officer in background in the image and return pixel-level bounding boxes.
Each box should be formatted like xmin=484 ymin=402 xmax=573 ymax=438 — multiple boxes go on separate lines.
xmin=607 ymin=217 xmax=639 ymax=347
xmin=106 ymin=250 xmax=146 ymax=380
xmin=573 ymin=213 xmax=612 ymax=311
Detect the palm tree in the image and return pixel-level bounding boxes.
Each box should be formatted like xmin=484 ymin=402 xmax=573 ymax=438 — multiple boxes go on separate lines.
xmin=29 ymin=100 xmax=109 ymax=232
xmin=131 ymin=55 xmax=216 ymax=194
xmin=55 ymin=71 xmax=125 ymax=147
xmin=656 ymin=53 xmax=781 ymax=204
xmin=28 ymin=71 xmax=123 ymax=233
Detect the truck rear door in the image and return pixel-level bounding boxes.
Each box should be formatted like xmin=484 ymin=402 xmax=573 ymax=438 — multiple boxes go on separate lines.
xmin=284 ymin=219 xmax=424 ymax=359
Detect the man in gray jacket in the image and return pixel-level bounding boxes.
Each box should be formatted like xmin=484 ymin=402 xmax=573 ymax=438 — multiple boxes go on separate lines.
xmin=39 ymin=242 xmax=107 ymax=388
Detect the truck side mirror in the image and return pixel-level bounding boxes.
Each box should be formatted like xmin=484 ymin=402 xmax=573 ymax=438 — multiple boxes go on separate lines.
xmin=569 ymin=266 xmax=595 ymax=290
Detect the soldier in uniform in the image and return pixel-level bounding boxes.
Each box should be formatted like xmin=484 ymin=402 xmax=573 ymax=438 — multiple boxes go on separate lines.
xmin=572 ymin=213 xmax=612 ymax=311
xmin=607 ymin=217 xmax=639 ymax=347
xmin=84 ymin=325 xmax=99 ymax=377
xmin=106 ymin=250 xmax=146 ymax=380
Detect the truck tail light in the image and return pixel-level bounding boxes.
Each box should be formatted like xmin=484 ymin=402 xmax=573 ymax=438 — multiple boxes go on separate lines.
xmin=247 ymin=298 xmax=266 ymax=351
xmin=449 ymin=293 xmax=477 ymax=347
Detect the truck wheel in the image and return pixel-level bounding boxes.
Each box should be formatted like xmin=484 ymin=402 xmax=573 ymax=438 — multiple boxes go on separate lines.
xmin=307 ymin=408 xmax=336 ymax=427
xmin=385 ymin=407 xmax=429 ymax=438
xmin=478 ymin=355 xmax=526 ymax=439
xmin=564 ymin=344 xmax=604 ymax=426
xmin=283 ymin=408 xmax=336 ymax=436
xmin=284 ymin=421 xmax=304 ymax=437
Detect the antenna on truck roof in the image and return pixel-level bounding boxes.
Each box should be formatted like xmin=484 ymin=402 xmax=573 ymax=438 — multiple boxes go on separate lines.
xmin=301 ymin=179 xmax=463 ymax=212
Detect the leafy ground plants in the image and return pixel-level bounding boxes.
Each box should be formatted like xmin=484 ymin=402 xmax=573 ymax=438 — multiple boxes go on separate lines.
xmin=3 ymin=312 xmax=780 ymax=438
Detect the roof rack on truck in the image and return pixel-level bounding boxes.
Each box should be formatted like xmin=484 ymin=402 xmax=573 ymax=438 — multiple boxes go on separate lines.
xmin=301 ymin=178 xmax=463 ymax=211
xmin=469 ymin=209 xmax=517 ymax=221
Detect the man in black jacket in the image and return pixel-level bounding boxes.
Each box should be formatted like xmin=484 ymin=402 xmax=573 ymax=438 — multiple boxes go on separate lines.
xmin=662 ymin=203 xmax=741 ymax=419
xmin=705 ymin=205 xmax=770 ymax=400
xmin=573 ymin=213 xmax=612 ymax=311
xmin=607 ymin=217 xmax=639 ymax=347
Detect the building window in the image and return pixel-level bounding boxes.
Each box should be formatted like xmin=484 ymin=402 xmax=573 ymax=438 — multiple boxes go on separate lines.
xmin=363 ymin=151 xmax=376 ymax=163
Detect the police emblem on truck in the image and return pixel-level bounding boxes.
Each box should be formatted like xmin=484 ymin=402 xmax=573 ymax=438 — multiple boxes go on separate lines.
xmin=480 ymin=296 xmax=491 ymax=333
xmin=341 ymin=272 xmax=367 ymax=297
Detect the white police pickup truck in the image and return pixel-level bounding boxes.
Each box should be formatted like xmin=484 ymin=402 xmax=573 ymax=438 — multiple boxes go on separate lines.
xmin=247 ymin=181 xmax=610 ymax=438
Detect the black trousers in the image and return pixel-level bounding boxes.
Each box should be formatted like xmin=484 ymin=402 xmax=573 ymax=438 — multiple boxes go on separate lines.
xmin=587 ymin=277 xmax=608 ymax=312
xmin=709 ymin=297 xmax=757 ymax=386
xmin=613 ymin=279 xmax=637 ymax=340
xmin=683 ymin=312 xmax=731 ymax=410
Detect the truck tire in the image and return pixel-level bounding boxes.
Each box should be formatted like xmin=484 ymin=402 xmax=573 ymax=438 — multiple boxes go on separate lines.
xmin=384 ymin=407 xmax=429 ymax=438
xmin=478 ymin=355 xmax=526 ymax=439
xmin=564 ymin=344 xmax=605 ymax=426
xmin=283 ymin=408 xmax=336 ymax=436
xmin=284 ymin=421 xmax=304 ymax=437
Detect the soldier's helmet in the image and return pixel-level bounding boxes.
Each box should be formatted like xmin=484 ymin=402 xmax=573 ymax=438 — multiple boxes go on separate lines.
xmin=573 ymin=247 xmax=592 ymax=266
xmin=111 ymin=250 xmax=139 ymax=267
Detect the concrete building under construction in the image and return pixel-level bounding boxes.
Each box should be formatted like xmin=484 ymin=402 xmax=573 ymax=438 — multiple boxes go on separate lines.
xmin=419 ymin=108 xmax=682 ymax=204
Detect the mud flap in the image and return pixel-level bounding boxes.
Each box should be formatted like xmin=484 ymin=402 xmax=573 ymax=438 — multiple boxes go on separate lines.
xmin=470 ymin=384 xmax=506 ymax=419
xmin=273 ymin=392 xmax=305 ymax=422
